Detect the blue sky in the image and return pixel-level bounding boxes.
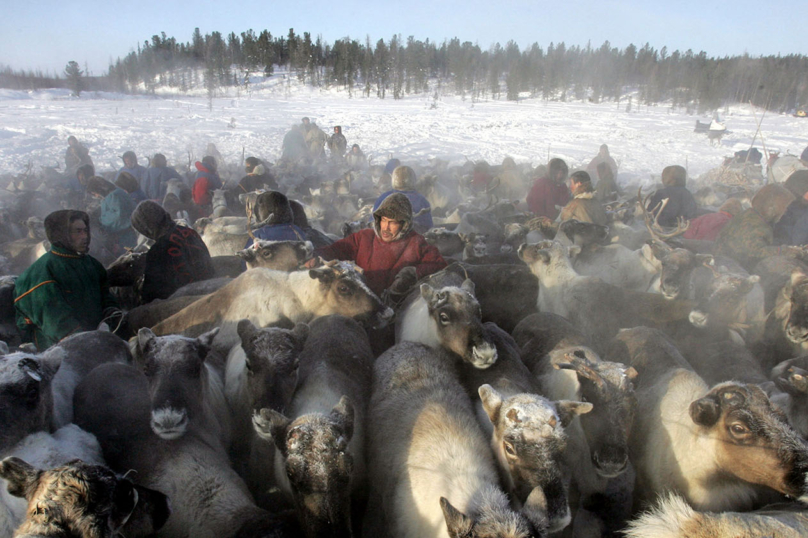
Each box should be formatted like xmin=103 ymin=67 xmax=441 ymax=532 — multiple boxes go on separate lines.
xmin=4 ymin=0 xmax=807 ymax=75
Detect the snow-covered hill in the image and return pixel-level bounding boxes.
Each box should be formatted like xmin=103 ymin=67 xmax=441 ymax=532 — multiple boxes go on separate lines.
xmin=0 ymin=70 xmax=805 ymax=187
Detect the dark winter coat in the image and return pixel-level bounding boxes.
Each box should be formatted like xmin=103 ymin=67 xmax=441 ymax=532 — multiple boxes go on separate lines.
xmin=715 ymin=208 xmax=783 ymax=271
xmin=774 ymin=201 xmax=808 ymax=246
xmin=372 ymin=190 xmax=434 ymax=234
xmin=143 ymin=166 xmax=182 ymax=200
xmin=647 ymin=185 xmax=698 ymax=227
xmin=683 ymin=211 xmax=733 ymax=241
xmin=328 ymin=133 xmax=347 ymax=157
xmin=141 ymin=224 xmax=215 ymax=303
xmin=315 ymin=228 xmax=446 ymax=296
xmin=527 ymin=175 xmax=571 ymax=219
xmin=192 ymin=161 xmax=222 ymax=209
xmin=14 ymin=243 xmax=116 ymax=350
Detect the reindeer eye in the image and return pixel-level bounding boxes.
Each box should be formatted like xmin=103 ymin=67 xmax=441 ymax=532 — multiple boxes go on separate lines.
xmin=439 ymin=312 xmax=450 ymax=325
xmin=503 ymin=441 xmax=517 ymax=457
xmin=338 ymin=285 xmax=350 ymax=294
xmin=730 ymin=423 xmax=748 ymax=436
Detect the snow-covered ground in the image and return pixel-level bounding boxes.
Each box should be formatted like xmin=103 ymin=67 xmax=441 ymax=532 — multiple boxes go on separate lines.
xmin=0 ymin=72 xmax=805 ymax=187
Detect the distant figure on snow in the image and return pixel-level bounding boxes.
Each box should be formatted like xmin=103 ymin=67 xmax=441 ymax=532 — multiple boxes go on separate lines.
xmin=586 ymin=144 xmax=618 ymax=182
xmin=328 ymin=126 xmax=348 ymax=160
xmin=65 ymin=136 xmax=93 ymax=177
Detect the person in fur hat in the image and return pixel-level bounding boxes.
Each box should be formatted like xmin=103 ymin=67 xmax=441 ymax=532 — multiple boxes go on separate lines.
xmin=238 ymin=157 xmax=278 ymax=193
xmin=715 ymin=184 xmax=805 ymax=271
xmin=774 ymin=171 xmax=808 ymax=246
xmin=558 ymin=171 xmax=609 ymax=225
xmin=527 ymin=158 xmax=571 ymax=220
xmin=313 ymin=192 xmax=446 ymax=297
xmin=14 ymin=210 xmax=120 ymax=350
xmin=647 ymin=165 xmax=698 ymax=227
xmin=116 ymin=150 xmax=147 ymax=184
xmin=131 ymin=201 xmax=215 ymax=303
xmin=371 ymin=165 xmax=433 ymax=234
xmin=86 ymin=176 xmax=137 ymax=253
xmin=245 ymin=191 xmax=307 ymax=249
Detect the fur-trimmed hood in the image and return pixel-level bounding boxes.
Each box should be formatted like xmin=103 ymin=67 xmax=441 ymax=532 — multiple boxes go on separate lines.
xmin=131 ymin=200 xmax=173 ymax=240
xmin=373 ymin=192 xmax=413 ymax=241
xmin=44 ymin=210 xmax=89 ymax=252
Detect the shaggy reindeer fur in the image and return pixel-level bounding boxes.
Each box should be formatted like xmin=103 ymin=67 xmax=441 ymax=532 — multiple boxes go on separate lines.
xmin=364 ymin=342 xmax=547 ymax=538
xmin=151 ymin=262 xmax=392 ymax=353
xmin=252 ymin=315 xmax=373 ymax=538
xmin=0 ymin=457 xmax=170 ymax=538
xmin=625 ymin=493 xmax=808 ymax=538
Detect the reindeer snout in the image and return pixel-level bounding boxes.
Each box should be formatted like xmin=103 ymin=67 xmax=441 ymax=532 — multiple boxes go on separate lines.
xmin=689 ymin=310 xmax=709 ymax=328
xmin=471 ymin=342 xmax=498 ymax=369
xmin=592 ymin=447 xmax=629 ymax=478
xmin=150 ymin=407 xmax=188 ymax=440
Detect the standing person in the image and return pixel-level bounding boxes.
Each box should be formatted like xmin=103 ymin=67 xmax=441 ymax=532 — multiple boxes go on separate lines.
xmin=86 ymin=176 xmax=137 ymax=255
xmin=281 ymin=124 xmax=309 ymax=164
xmin=65 ymin=136 xmax=93 ymax=177
xmin=526 ymin=158 xmax=571 ymax=220
xmin=647 ymin=165 xmax=698 ymax=227
xmin=142 ymin=153 xmax=182 ymax=201
xmin=192 ymin=156 xmax=222 ymax=216
xmin=328 ymin=126 xmax=348 ymax=160
xmin=559 ymin=171 xmax=609 ymax=225
xmin=314 ymin=193 xmax=446 ymax=298
xmin=586 ymin=144 xmax=618 ymax=181
xmin=304 ymin=120 xmax=327 ymax=161
xmin=115 ymin=151 xmax=148 ymax=184
xmin=14 ymin=210 xmax=121 ymax=350
xmin=130 ymin=201 xmax=215 ymax=303
xmin=372 ymin=165 xmax=433 ymax=234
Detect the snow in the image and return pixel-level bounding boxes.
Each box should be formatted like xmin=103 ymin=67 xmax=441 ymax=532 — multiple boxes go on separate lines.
xmin=0 ymin=71 xmax=805 ymax=187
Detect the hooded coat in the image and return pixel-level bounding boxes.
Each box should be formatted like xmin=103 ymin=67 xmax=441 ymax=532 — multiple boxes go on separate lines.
xmin=372 ymin=166 xmax=433 ymax=234
xmin=315 ymin=193 xmax=447 ymax=296
xmin=131 ymin=201 xmax=215 ymax=303
xmin=99 ymin=187 xmax=137 ymax=251
xmin=328 ymin=127 xmax=347 ymax=158
xmin=245 ymin=191 xmax=307 ymax=249
xmin=559 ymin=182 xmax=609 ymax=225
xmin=192 ymin=161 xmax=223 ymax=210
xmin=647 ymin=166 xmax=698 ymax=227
xmin=14 ymin=211 xmax=117 ymax=350
xmin=143 ymin=165 xmax=182 ymax=200
xmin=526 ymin=159 xmax=571 ymax=219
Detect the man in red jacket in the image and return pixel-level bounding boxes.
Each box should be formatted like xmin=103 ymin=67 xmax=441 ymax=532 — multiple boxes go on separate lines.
xmin=313 ymin=192 xmax=447 ymax=298
xmin=527 ymin=158 xmax=571 ymax=220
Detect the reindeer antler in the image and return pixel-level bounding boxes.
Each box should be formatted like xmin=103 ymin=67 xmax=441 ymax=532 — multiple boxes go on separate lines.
xmin=638 ymin=187 xmax=690 ymax=242
xmin=245 ymin=203 xmax=258 ymax=243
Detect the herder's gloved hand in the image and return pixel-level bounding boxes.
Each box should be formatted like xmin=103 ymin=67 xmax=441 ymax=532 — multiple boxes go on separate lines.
xmin=389 ymin=266 xmax=418 ymax=296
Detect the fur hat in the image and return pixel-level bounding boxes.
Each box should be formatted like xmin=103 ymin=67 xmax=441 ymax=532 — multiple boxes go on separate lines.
xmin=373 ymin=193 xmax=412 ymax=241
xmin=121 ymin=150 xmax=137 ymax=162
xmin=45 ymin=210 xmax=89 ymax=251
xmin=718 ymin=198 xmax=743 ymax=216
xmin=86 ymin=176 xmax=116 ymax=197
xmin=289 ymin=199 xmax=309 ymax=228
xmin=152 ymin=153 xmax=167 ymax=168
xmin=392 ymin=165 xmax=417 ymax=191
xmin=245 ymin=156 xmax=261 ymax=171
xmin=548 ymin=158 xmax=569 ymax=183
xmin=254 ymin=191 xmax=294 ymax=225
xmin=661 ymin=165 xmax=687 ymax=187
xmin=115 ymin=172 xmax=139 ymax=194
xmin=131 ymin=200 xmax=173 ymax=240
xmin=751 ymin=184 xmax=795 ymax=225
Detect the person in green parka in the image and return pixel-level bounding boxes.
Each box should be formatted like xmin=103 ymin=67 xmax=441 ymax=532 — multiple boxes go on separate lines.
xmin=14 ymin=210 xmax=122 ymax=350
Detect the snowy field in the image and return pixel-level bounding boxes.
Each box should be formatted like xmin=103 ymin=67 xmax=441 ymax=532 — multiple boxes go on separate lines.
xmin=0 ymin=72 xmax=806 ymax=188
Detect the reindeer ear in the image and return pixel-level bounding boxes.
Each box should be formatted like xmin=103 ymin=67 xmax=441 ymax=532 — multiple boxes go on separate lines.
xmin=291 ymin=323 xmax=309 ymax=345
xmin=695 ymin=254 xmax=714 ymax=266
xmin=254 ymin=408 xmax=291 ymax=454
xmin=137 ymin=328 xmax=156 ymax=355
xmin=440 ymin=497 xmax=473 ymax=537
xmin=330 ymin=396 xmax=355 ymax=443
xmin=309 ymin=266 xmax=335 ymax=283
xmin=460 ymin=278 xmax=475 ymax=295
xmin=420 ymin=283 xmax=436 ymax=303
xmin=197 ymin=328 xmax=220 ymax=353
xmin=478 ymin=384 xmax=503 ymax=425
xmin=0 ymin=341 xmax=8 ymax=355
xmin=237 ymin=319 xmax=257 ymax=344
xmin=38 ymin=347 xmax=66 ymax=382
xmin=521 ymin=486 xmax=549 ymax=535
xmin=567 ymin=245 xmax=582 ymax=259
xmin=689 ymin=395 xmax=721 ymax=427
xmin=555 ymin=400 xmax=593 ymax=427
xmin=236 ymin=248 xmax=256 ymax=261
xmin=0 ymin=457 xmax=39 ymax=499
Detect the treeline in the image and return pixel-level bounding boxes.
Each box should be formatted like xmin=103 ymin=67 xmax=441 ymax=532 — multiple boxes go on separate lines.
xmin=4 ymin=28 xmax=808 ymax=114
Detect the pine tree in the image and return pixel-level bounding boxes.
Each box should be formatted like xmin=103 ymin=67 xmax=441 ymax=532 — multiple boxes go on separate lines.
xmin=64 ymin=61 xmax=84 ymax=96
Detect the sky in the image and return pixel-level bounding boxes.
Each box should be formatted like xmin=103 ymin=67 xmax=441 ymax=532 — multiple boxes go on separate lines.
xmin=3 ymin=0 xmax=807 ymax=76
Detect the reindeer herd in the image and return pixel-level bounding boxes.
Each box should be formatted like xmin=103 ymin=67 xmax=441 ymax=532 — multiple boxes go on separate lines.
xmin=3 ymin=154 xmax=808 ymax=538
